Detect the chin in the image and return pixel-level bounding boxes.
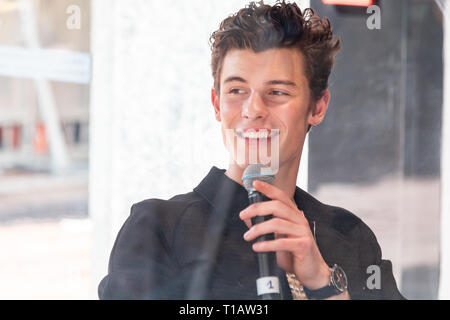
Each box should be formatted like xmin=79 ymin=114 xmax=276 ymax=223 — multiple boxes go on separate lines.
xmin=229 ymin=156 xmax=281 ymax=175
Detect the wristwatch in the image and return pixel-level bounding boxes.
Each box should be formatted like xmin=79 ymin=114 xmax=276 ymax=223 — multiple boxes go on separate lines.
xmin=303 ymin=264 xmax=348 ymax=299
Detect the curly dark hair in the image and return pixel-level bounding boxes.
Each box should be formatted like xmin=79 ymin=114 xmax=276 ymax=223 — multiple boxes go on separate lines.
xmin=209 ymin=0 xmax=341 ymax=104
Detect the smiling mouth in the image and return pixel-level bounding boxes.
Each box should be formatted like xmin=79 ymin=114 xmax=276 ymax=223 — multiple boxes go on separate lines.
xmin=235 ymin=129 xmax=279 ymax=139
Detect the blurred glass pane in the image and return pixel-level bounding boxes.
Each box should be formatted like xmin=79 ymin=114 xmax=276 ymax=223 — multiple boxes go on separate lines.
xmin=309 ymin=0 xmax=442 ymax=299
xmin=0 ymin=0 xmax=90 ymax=299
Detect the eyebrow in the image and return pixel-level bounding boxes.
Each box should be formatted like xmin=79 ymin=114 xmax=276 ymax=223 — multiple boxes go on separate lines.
xmin=223 ymin=76 xmax=297 ymax=87
xmin=266 ymin=79 xmax=297 ymax=87
xmin=223 ymin=76 xmax=247 ymax=84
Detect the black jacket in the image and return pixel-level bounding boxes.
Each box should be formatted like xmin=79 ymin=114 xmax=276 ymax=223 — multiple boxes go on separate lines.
xmin=98 ymin=166 xmax=405 ymax=300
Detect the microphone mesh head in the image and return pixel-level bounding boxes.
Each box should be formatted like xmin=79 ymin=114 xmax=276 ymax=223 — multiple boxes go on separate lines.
xmin=242 ymin=164 xmax=274 ymax=193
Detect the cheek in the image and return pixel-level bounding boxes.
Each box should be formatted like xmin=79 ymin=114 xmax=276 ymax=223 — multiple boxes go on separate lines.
xmin=278 ymin=105 xmax=309 ymax=143
xmin=218 ymin=100 xmax=241 ymax=127
xmin=219 ymin=102 xmax=238 ymax=147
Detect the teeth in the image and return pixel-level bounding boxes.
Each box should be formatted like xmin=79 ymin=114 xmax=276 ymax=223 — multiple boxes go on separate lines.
xmin=237 ymin=130 xmax=276 ymax=139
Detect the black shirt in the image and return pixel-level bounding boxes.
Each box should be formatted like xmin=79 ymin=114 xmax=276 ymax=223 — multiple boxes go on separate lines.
xmin=98 ymin=166 xmax=405 ymax=300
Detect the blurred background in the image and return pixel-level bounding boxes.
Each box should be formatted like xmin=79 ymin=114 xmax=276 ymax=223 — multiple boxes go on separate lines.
xmin=0 ymin=0 xmax=448 ymax=299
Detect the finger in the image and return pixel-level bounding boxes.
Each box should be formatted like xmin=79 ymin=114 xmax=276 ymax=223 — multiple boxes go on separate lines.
xmin=243 ymin=218 xmax=309 ymax=241
xmin=240 ymin=200 xmax=305 ymax=224
xmin=252 ymin=237 xmax=312 ymax=253
xmin=252 ymin=180 xmax=297 ymax=210
xmin=244 ymin=218 xmax=252 ymax=229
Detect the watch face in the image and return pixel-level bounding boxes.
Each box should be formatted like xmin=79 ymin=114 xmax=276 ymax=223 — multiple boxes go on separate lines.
xmin=331 ymin=265 xmax=348 ymax=292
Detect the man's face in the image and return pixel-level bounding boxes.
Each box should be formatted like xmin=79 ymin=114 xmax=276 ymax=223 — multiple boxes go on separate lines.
xmin=211 ymin=47 xmax=329 ymax=171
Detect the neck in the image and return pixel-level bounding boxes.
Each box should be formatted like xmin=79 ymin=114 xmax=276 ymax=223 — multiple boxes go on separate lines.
xmin=225 ymin=156 xmax=301 ymax=201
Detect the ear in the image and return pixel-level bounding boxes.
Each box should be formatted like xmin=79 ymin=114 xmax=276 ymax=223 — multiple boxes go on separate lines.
xmin=308 ymin=89 xmax=330 ymax=127
xmin=211 ymin=87 xmax=221 ymax=122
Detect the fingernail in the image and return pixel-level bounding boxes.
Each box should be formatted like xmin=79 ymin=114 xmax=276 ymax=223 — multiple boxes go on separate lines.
xmin=243 ymin=228 xmax=253 ymax=239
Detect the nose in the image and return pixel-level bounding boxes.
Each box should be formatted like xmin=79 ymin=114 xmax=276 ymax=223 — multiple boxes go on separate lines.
xmin=241 ymin=91 xmax=268 ymax=120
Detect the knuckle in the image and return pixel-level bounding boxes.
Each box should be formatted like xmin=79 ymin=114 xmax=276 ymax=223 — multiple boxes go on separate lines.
xmin=246 ymin=203 xmax=259 ymax=214
xmin=270 ymin=217 xmax=282 ymax=225
xmin=256 ymin=202 xmax=265 ymax=212
xmin=280 ymin=238 xmax=291 ymax=247
xmin=294 ymin=238 xmax=303 ymax=248
xmin=274 ymin=199 xmax=283 ymax=208
xmin=302 ymin=237 xmax=313 ymax=248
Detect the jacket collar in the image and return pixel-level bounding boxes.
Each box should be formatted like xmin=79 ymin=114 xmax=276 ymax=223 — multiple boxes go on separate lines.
xmin=193 ymin=166 xmax=249 ymax=220
xmin=193 ymin=166 xmax=311 ymax=220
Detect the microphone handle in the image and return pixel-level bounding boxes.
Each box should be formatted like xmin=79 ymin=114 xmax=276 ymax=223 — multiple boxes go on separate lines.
xmin=249 ymin=192 xmax=282 ymax=300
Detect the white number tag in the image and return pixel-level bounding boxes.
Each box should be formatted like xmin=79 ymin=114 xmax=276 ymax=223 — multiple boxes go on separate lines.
xmin=256 ymin=276 xmax=280 ymax=295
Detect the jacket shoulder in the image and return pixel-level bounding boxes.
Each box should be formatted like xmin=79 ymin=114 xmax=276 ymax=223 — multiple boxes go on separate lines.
xmin=128 ymin=191 xmax=212 ymax=251
xmin=130 ymin=191 xmax=206 ymax=223
xmin=296 ymin=187 xmax=364 ymax=238
xmin=296 ymin=188 xmax=384 ymax=262
xmin=100 ymin=191 xmax=209 ymax=298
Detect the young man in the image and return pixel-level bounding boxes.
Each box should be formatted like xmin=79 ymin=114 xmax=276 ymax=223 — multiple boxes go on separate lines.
xmin=98 ymin=1 xmax=404 ymax=300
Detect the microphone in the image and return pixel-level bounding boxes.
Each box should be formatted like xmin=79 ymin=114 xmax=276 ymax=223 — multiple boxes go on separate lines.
xmin=242 ymin=164 xmax=281 ymax=300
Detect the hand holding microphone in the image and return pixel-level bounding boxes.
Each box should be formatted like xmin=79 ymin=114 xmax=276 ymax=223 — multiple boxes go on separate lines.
xmin=242 ymin=164 xmax=281 ymax=300
xmin=241 ymin=164 xmax=333 ymax=298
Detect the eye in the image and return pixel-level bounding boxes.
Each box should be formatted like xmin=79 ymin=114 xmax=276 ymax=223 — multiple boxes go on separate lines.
xmin=270 ymin=90 xmax=288 ymax=96
xmin=228 ymin=88 xmax=245 ymax=94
